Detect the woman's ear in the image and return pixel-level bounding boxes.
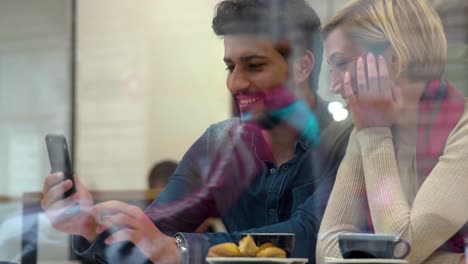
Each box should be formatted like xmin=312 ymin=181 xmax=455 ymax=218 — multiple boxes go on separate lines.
xmin=293 ymin=50 xmax=315 ymax=84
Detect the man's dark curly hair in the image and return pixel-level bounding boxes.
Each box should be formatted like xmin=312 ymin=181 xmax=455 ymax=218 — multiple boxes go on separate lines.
xmin=212 ymin=0 xmax=323 ymax=91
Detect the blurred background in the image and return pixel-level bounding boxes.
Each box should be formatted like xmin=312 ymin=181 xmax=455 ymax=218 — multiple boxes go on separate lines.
xmin=0 ymin=0 xmax=466 ymax=263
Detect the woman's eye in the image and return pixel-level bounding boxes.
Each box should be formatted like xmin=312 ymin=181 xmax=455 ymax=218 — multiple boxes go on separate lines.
xmin=225 ymin=65 xmax=235 ymax=72
xmin=335 ymin=61 xmax=348 ymax=70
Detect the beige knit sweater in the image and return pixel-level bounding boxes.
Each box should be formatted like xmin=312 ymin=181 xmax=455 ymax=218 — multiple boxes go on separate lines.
xmin=316 ymin=99 xmax=468 ymax=264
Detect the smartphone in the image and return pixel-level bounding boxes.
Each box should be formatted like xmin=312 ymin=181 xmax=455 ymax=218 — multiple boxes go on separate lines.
xmin=45 ymin=134 xmax=76 ymax=198
xmin=367 ymin=42 xmax=390 ymax=56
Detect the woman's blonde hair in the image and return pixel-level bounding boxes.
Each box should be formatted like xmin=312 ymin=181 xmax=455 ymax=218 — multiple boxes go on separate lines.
xmin=322 ymin=0 xmax=447 ymax=81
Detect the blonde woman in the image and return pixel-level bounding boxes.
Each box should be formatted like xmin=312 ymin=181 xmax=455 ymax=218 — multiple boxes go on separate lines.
xmin=316 ymin=0 xmax=468 ymax=263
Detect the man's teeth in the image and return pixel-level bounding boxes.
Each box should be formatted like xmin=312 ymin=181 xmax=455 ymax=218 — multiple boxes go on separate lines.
xmin=241 ymin=98 xmax=260 ymax=105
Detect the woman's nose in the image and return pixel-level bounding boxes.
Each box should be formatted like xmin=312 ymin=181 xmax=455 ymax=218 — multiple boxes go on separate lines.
xmin=330 ymin=72 xmax=344 ymax=94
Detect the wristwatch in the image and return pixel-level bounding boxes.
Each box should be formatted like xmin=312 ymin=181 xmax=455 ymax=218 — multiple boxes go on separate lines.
xmin=175 ymin=234 xmax=188 ymax=264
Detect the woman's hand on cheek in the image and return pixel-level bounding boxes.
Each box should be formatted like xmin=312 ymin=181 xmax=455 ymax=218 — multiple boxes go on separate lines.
xmin=93 ymin=201 xmax=180 ymax=264
xmin=344 ymin=53 xmax=402 ymax=130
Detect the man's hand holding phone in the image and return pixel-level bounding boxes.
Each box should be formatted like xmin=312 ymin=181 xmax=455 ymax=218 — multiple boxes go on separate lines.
xmin=41 ymin=173 xmax=99 ymax=243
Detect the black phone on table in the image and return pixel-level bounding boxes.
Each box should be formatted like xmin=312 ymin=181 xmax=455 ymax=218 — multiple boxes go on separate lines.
xmin=45 ymin=134 xmax=76 ymax=198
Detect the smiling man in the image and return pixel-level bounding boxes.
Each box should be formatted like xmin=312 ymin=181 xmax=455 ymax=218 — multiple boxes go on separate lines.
xmin=41 ymin=0 xmax=352 ymax=263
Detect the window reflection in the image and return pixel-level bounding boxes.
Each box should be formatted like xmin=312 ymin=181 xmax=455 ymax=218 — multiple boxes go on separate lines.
xmin=0 ymin=0 xmax=466 ymax=263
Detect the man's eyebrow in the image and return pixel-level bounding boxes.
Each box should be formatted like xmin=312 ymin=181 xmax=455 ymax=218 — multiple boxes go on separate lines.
xmin=240 ymin=55 xmax=268 ymax=62
xmin=223 ymin=55 xmax=268 ymax=63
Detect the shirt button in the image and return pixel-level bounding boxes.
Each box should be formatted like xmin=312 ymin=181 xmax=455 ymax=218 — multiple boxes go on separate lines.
xmin=268 ymin=209 xmax=277 ymax=215
xmin=269 ymin=168 xmax=276 ymax=174
xmin=282 ymin=164 xmax=289 ymax=170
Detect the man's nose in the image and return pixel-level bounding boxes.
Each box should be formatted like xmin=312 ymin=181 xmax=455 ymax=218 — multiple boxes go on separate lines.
xmin=228 ymin=68 xmax=250 ymax=94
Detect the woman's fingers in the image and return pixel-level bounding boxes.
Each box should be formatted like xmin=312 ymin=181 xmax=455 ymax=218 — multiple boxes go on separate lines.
xmin=344 ymin=72 xmax=358 ymax=109
xmin=377 ymin=55 xmax=392 ymax=99
xmin=356 ymin=56 xmax=368 ymax=97
xmin=366 ymin=53 xmax=379 ymax=98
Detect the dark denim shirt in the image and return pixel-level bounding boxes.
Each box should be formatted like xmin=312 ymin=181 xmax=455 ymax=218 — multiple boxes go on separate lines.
xmin=73 ymin=101 xmax=350 ymax=264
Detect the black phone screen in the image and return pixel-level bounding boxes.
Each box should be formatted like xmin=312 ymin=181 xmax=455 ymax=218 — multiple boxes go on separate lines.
xmin=45 ymin=134 xmax=76 ymax=198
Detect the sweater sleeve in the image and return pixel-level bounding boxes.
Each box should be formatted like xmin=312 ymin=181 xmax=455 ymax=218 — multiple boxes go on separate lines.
xmin=355 ymin=106 xmax=468 ymax=263
xmin=316 ymin=128 xmax=369 ymax=263
xmin=424 ymin=251 xmax=464 ymax=264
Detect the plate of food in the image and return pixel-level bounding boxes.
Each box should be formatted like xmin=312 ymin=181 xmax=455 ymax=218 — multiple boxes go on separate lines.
xmin=206 ymin=234 xmax=308 ymax=264
xmin=206 ymin=257 xmax=309 ymax=264
xmin=324 ymin=257 xmax=408 ymax=264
